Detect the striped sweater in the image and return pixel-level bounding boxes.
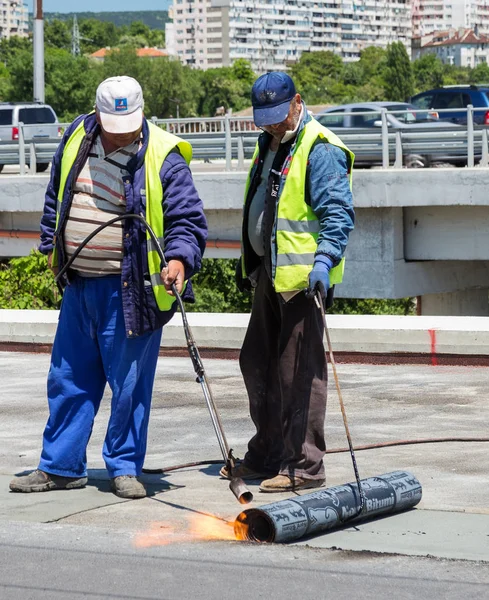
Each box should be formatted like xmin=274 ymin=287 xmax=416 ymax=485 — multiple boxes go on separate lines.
xmin=63 ymin=135 xmax=140 ymax=276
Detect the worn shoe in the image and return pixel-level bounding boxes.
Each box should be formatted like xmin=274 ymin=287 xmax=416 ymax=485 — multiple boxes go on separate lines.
xmin=259 ymin=474 xmax=325 ymax=493
xmin=219 ymin=464 xmax=269 ymax=480
xmin=110 ymin=475 xmax=146 ymax=499
xmin=9 ymin=469 xmax=87 ymax=493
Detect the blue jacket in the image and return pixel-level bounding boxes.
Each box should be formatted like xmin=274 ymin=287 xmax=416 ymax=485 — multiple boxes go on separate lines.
xmin=40 ymin=113 xmax=207 ymax=337
xmin=243 ymin=106 xmax=354 ymax=278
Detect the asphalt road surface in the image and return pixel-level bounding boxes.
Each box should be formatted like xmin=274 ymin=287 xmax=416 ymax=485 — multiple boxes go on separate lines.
xmin=1 ymin=521 xmax=488 ymax=600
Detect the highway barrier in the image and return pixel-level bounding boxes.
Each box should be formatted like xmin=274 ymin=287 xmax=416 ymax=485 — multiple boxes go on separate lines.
xmin=3 ymin=107 xmax=489 ymax=173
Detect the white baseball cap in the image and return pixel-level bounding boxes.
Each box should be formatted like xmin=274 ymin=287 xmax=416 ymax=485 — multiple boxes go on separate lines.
xmin=95 ymin=76 xmax=144 ymax=134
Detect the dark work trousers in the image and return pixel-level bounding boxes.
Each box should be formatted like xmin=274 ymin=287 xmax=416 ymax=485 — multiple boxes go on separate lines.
xmin=239 ymin=266 xmax=327 ymax=480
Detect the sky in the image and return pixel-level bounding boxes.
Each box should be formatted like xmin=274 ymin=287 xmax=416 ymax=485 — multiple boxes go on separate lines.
xmin=41 ymin=0 xmax=169 ymax=12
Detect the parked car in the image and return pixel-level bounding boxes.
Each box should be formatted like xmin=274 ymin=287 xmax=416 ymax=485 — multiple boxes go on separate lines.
xmin=410 ymin=85 xmax=489 ymax=125
xmin=0 ymin=102 xmax=60 ymax=173
xmin=315 ymin=101 xmax=465 ymax=167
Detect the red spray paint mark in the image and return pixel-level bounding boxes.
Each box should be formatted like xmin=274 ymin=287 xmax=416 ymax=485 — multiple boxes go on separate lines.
xmin=428 ymin=329 xmax=438 ymax=366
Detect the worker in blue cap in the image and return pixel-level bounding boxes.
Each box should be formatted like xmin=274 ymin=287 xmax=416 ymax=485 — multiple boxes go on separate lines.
xmin=221 ymin=72 xmax=355 ymax=492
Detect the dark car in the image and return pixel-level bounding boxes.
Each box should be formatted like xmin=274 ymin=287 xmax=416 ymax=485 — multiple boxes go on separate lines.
xmin=315 ymin=102 xmax=464 ymax=167
xmin=410 ymin=85 xmax=489 ymax=125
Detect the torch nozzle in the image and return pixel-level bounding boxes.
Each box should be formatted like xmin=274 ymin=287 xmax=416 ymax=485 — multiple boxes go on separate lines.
xmin=229 ymin=477 xmax=253 ymax=504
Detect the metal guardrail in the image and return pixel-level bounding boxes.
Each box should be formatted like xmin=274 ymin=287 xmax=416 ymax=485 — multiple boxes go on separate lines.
xmin=0 ymin=121 xmax=65 ymax=176
xmin=4 ymin=107 xmax=489 ymax=174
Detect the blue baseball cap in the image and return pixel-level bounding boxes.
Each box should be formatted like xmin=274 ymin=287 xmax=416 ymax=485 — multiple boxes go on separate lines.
xmin=251 ymin=72 xmax=297 ymax=127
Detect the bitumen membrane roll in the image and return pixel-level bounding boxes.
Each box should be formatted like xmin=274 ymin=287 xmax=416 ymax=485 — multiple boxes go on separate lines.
xmin=234 ymin=470 xmax=422 ymax=543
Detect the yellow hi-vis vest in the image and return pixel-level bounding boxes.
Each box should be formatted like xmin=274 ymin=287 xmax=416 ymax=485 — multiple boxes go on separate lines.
xmin=53 ymin=118 xmax=192 ymax=312
xmin=243 ymin=117 xmax=354 ymax=293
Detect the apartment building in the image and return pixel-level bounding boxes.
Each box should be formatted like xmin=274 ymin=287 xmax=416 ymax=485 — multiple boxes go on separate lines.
xmin=412 ymin=1 xmax=489 ymax=37
xmin=413 ymin=27 xmax=489 ymax=66
xmin=168 ymin=0 xmax=412 ymax=72
xmin=169 ymin=0 xmax=230 ymax=69
xmin=0 ymin=0 xmax=28 ymax=39
xmin=230 ymin=0 xmax=412 ymax=69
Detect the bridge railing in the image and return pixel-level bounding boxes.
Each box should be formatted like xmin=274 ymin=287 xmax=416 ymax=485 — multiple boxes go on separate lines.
xmin=4 ymin=107 xmax=489 ymax=174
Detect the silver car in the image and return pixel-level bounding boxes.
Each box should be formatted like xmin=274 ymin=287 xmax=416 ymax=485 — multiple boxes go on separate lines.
xmin=315 ymin=101 xmax=465 ymax=167
xmin=0 ymin=102 xmax=60 ymax=172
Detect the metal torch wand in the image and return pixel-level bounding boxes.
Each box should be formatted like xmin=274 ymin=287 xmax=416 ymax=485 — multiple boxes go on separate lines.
xmin=315 ymin=290 xmax=366 ymax=518
xmin=55 ymin=213 xmax=252 ymax=505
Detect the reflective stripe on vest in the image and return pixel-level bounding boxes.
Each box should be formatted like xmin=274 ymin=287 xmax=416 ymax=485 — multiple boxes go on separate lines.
xmin=53 ymin=118 xmax=192 ymax=312
xmin=144 ymin=122 xmax=192 ymax=310
xmin=243 ymin=117 xmax=354 ymax=293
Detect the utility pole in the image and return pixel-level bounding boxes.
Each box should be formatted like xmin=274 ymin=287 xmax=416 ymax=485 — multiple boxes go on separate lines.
xmin=72 ymin=15 xmax=81 ymax=56
xmin=33 ymin=0 xmax=45 ymax=103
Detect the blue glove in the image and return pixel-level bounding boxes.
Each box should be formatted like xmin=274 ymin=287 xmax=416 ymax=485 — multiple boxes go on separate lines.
xmin=306 ymin=255 xmax=333 ymax=300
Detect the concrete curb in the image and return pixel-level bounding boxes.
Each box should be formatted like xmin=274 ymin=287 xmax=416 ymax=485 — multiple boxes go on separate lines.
xmin=1 ymin=310 xmax=489 ymax=357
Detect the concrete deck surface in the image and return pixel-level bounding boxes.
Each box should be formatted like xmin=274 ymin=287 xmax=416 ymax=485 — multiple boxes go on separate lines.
xmin=2 ymin=352 xmax=489 ymax=553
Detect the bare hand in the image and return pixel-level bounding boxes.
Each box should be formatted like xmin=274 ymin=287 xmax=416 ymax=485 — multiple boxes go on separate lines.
xmin=47 ymin=251 xmax=59 ymax=276
xmin=161 ymin=260 xmax=185 ymax=296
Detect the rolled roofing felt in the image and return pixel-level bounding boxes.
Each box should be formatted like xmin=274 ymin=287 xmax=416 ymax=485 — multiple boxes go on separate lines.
xmin=234 ymin=470 xmax=422 ymax=543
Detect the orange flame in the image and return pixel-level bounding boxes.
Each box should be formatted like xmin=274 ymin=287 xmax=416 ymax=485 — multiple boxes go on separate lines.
xmin=134 ymin=513 xmax=247 ymax=548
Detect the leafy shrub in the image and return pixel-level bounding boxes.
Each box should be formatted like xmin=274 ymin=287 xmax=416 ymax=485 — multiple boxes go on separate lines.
xmin=0 ymin=253 xmax=415 ymax=315
xmin=187 ymin=258 xmax=252 ymax=313
xmin=0 ymin=250 xmax=61 ymax=309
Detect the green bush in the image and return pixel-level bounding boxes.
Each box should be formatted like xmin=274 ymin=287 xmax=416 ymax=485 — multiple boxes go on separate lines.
xmin=187 ymin=258 xmax=252 ymax=313
xmin=0 ymin=253 xmax=415 ymax=315
xmin=332 ymin=297 xmax=415 ymax=315
xmin=0 ymin=250 xmax=61 ymax=309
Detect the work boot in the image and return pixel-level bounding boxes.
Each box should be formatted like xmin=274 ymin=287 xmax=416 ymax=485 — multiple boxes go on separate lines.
xmin=219 ymin=463 xmax=269 ymax=480
xmin=259 ymin=474 xmax=325 ymax=493
xmin=110 ymin=475 xmax=146 ymax=499
xmin=9 ymin=469 xmax=87 ymax=493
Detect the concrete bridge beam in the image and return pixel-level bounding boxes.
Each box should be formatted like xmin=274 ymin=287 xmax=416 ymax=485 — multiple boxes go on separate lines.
xmin=1 ymin=170 xmax=489 ymax=315
xmin=419 ymin=289 xmax=489 ymax=317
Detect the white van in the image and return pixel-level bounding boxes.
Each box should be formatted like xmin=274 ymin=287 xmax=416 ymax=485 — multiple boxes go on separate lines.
xmin=0 ymin=102 xmax=60 ymax=172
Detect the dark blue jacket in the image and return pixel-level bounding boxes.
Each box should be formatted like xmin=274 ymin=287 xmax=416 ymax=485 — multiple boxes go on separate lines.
xmin=40 ymin=113 xmax=207 ymax=337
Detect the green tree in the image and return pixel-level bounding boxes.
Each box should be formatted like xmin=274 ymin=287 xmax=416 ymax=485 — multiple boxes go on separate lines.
xmin=196 ymin=60 xmax=255 ymax=116
xmin=289 ymin=50 xmax=344 ymax=104
xmin=290 ymin=50 xmax=343 ymax=83
xmin=147 ymin=29 xmax=165 ymax=48
xmin=79 ymin=18 xmax=120 ymax=54
xmin=231 ymin=58 xmax=255 ymax=87
xmin=6 ymin=47 xmax=33 ymax=103
xmin=44 ymin=48 xmax=102 ymax=121
xmin=469 ymin=62 xmax=489 ymax=84
xmin=358 ymin=46 xmax=387 ymax=82
xmin=44 ymin=19 xmax=71 ymax=50
xmin=118 ymin=34 xmax=148 ymax=49
xmin=441 ymin=63 xmax=470 ymax=86
xmin=128 ymin=21 xmax=152 ymax=38
xmin=342 ymin=61 xmax=363 ymax=87
xmin=6 ymin=45 xmax=101 ymax=121
xmin=353 ymin=46 xmax=388 ymax=100
xmin=102 ymin=49 xmax=200 ymax=118
xmin=0 ymin=62 xmax=11 ymax=101
xmin=384 ymin=42 xmax=414 ymax=101
xmin=413 ymin=54 xmax=444 ymax=92
xmin=142 ymin=58 xmax=201 ymax=118
xmin=119 ymin=21 xmax=165 ymax=48
xmin=0 ymin=36 xmax=31 ymax=68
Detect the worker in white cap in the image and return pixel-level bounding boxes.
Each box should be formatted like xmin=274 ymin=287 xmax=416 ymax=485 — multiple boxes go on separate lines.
xmin=9 ymin=76 xmax=207 ymax=500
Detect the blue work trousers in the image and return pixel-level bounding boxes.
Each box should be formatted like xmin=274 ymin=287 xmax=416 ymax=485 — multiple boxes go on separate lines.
xmin=38 ymin=275 xmax=162 ymax=479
